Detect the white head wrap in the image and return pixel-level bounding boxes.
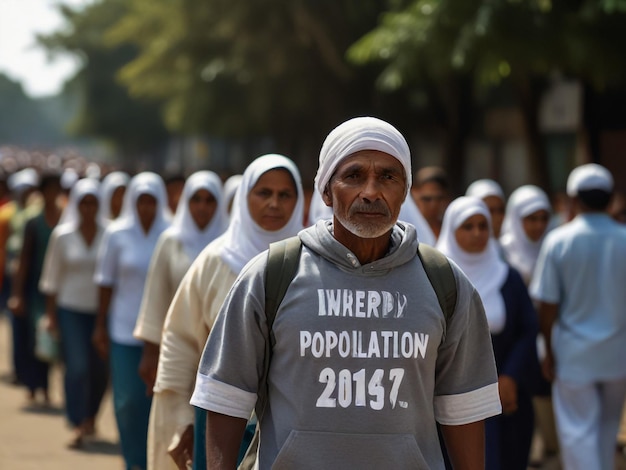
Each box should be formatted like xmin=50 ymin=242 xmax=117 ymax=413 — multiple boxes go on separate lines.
xmin=437 ymin=196 xmax=508 ymax=334
xmin=61 ymin=168 xmax=80 ymax=191
xmin=499 ymin=185 xmax=551 ymax=283
xmin=8 ymin=168 xmax=39 ymax=193
xmin=566 ymin=163 xmax=614 ymax=197
xmin=99 ymin=171 xmax=130 ymax=225
xmin=315 ymin=117 xmax=412 ymax=196
xmin=466 ymin=179 xmax=505 ymax=201
xmin=168 ymin=171 xmax=227 ymax=260
xmin=219 ymin=154 xmax=304 ymax=274
xmin=58 ymin=178 xmax=101 ymax=229
xmin=222 ymin=174 xmax=243 ymax=221
xmin=117 ymin=172 xmax=170 ymax=236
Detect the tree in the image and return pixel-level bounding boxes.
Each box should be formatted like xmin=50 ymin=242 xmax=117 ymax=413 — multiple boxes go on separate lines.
xmin=104 ymin=0 xmax=405 ymax=176
xmin=39 ymin=0 xmax=169 ymax=164
xmin=348 ymin=0 xmax=626 ymax=190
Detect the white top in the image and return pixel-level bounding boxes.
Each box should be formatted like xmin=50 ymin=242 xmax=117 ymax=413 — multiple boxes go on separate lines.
xmin=39 ymin=224 xmax=104 ymax=313
xmin=94 ymin=172 xmax=170 ymax=345
xmin=530 ymin=213 xmax=626 ymax=382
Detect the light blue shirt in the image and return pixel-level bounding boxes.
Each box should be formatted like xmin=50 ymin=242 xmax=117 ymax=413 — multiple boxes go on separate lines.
xmin=530 ymin=213 xmax=626 ymax=383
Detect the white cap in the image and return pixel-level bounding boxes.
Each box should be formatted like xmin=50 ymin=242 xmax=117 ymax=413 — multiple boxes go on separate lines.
xmin=566 ymin=163 xmax=613 ymax=197
xmin=314 ymin=116 xmax=411 ymax=196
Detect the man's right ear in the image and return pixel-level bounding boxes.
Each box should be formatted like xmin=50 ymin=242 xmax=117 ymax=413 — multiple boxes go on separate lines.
xmin=322 ymin=185 xmax=333 ymax=208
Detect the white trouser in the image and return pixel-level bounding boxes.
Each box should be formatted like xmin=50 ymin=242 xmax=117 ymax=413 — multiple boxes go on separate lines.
xmin=553 ymin=377 xmax=626 ymax=470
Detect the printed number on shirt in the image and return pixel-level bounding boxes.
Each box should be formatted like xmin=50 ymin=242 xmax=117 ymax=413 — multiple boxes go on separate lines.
xmin=316 ymin=367 xmax=406 ymax=410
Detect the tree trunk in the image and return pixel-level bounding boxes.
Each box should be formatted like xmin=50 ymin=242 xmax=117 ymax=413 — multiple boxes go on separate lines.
xmin=514 ymin=76 xmax=551 ymax=191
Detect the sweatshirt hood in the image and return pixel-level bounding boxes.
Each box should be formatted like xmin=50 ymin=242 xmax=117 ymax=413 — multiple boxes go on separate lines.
xmin=299 ymin=220 xmax=419 ymax=276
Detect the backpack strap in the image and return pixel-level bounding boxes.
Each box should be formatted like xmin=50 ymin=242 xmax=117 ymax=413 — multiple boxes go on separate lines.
xmin=259 ymin=236 xmax=302 ymax=415
xmin=417 ymin=244 xmax=457 ymax=322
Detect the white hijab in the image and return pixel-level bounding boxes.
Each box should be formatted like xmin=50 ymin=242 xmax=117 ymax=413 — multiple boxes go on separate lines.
xmin=437 ymin=196 xmax=508 ymax=334
xmin=168 ymin=171 xmax=227 ymax=259
xmin=499 ymin=185 xmax=551 ymax=283
xmin=116 ymin=172 xmax=170 ymax=237
xmin=466 ymin=179 xmax=505 ymax=200
xmin=219 ymin=154 xmax=304 ymax=274
xmin=58 ymin=178 xmax=101 ymax=229
xmin=222 ymin=174 xmax=243 ymax=222
xmin=99 ymin=171 xmax=130 ymax=225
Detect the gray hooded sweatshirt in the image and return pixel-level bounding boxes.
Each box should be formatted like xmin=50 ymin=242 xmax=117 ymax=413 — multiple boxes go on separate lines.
xmin=192 ymin=221 xmax=501 ymax=469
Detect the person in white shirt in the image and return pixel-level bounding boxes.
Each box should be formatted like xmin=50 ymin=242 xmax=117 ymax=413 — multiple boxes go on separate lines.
xmin=40 ymin=177 xmax=106 ymax=449
xmin=133 ymin=171 xmax=227 ymax=470
xmin=93 ymin=172 xmax=170 ymax=470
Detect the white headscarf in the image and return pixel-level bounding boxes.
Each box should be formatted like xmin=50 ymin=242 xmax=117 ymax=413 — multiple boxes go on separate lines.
xmin=219 ymin=154 xmax=304 ymax=274
xmin=58 ymin=178 xmax=101 ymax=229
xmin=116 ymin=172 xmax=170 ymax=237
xmin=168 ymin=171 xmax=227 ymax=259
xmin=222 ymin=174 xmax=243 ymax=221
xmin=499 ymin=185 xmax=551 ymax=282
xmin=315 ymin=116 xmax=412 ymax=196
xmin=437 ymin=196 xmax=508 ymax=334
xmin=99 ymin=171 xmax=130 ymax=225
xmin=466 ymin=179 xmax=505 ymax=200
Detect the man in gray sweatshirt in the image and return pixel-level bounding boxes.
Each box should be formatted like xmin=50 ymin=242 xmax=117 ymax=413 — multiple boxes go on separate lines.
xmin=191 ymin=116 xmax=502 ymax=469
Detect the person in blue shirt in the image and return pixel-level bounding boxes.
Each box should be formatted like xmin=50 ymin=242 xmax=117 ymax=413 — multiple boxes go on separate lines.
xmin=531 ymin=163 xmax=626 ymax=470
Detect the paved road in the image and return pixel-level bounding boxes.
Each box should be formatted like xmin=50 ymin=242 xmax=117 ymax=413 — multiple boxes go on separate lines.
xmin=0 ymin=314 xmax=124 ymax=470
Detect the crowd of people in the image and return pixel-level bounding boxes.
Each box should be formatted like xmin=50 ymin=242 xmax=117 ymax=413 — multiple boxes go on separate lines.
xmin=0 ymin=118 xmax=625 ymax=470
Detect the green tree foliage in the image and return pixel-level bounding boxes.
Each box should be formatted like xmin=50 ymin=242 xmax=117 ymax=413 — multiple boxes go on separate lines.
xmin=348 ymin=0 xmax=626 ymax=188
xmin=39 ymin=0 xmax=169 ymax=159
xmin=104 ymin=0 xmax=401 ymax=165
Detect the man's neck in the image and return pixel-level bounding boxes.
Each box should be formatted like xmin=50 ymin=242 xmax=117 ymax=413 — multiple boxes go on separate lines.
xmin=331 ymin=217 xmax=392 ymax=265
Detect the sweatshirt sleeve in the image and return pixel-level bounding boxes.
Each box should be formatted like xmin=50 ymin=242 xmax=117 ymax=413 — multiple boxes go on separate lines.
xmin=433 ymin=265 xmax=502 ymax=425
xmin=190 ymin=255 xmax=267 ymax=420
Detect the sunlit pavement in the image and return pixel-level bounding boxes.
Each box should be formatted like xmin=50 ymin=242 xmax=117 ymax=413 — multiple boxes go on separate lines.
xmin=0 ymin=313 xmax=123 ymax=470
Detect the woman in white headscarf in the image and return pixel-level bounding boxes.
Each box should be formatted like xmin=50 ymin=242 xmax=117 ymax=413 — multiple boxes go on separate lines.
xmin=99 ymin=171 xmax=130 ymax=226
xmin=466 ymin=179 xmax=507 ymax=239
xmin=149 ymin=154 xmax=303 ymax=470
xmin=499 ymin=184 xmax=556 ymax=463
xmin=499 ymin=185 xmax=551 ymax=285
xmin=437 ymin=196 xmax=539 ymax=470
xmin=93 ymin=172 xmax=170 ymax=470
xmin=39 ymin=178 xmax=107 ymax=449
xmin=133 ymin=171 xmax=227 ymax=470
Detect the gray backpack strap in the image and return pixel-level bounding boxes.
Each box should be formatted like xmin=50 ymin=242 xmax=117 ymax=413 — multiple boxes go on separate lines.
xmin=417 ymin=244 xmax=457 ymax=322
xmin=239 ymin=236 xmax=302 ymax=470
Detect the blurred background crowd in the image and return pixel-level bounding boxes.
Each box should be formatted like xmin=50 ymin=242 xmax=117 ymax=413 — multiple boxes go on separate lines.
xmin=2 ymin=1 xmax=626 ymax=470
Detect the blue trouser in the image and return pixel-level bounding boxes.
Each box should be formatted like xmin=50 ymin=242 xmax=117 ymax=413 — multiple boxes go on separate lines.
xmin=110 ymin=342 xmax=151 ymax=470
xmin=58 ymin=307 xmax=108 ymax=427
xmin=10 ymin=311 xmax=29 ymax=384
xmin=16 ymin=306 xmax=49 ymax=393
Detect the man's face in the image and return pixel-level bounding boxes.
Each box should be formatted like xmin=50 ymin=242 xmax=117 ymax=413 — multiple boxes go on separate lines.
xmin=413 ymin=181 xmax=447 ymax=223
xmin=323 ymin=150 xmax=406 ymax=239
